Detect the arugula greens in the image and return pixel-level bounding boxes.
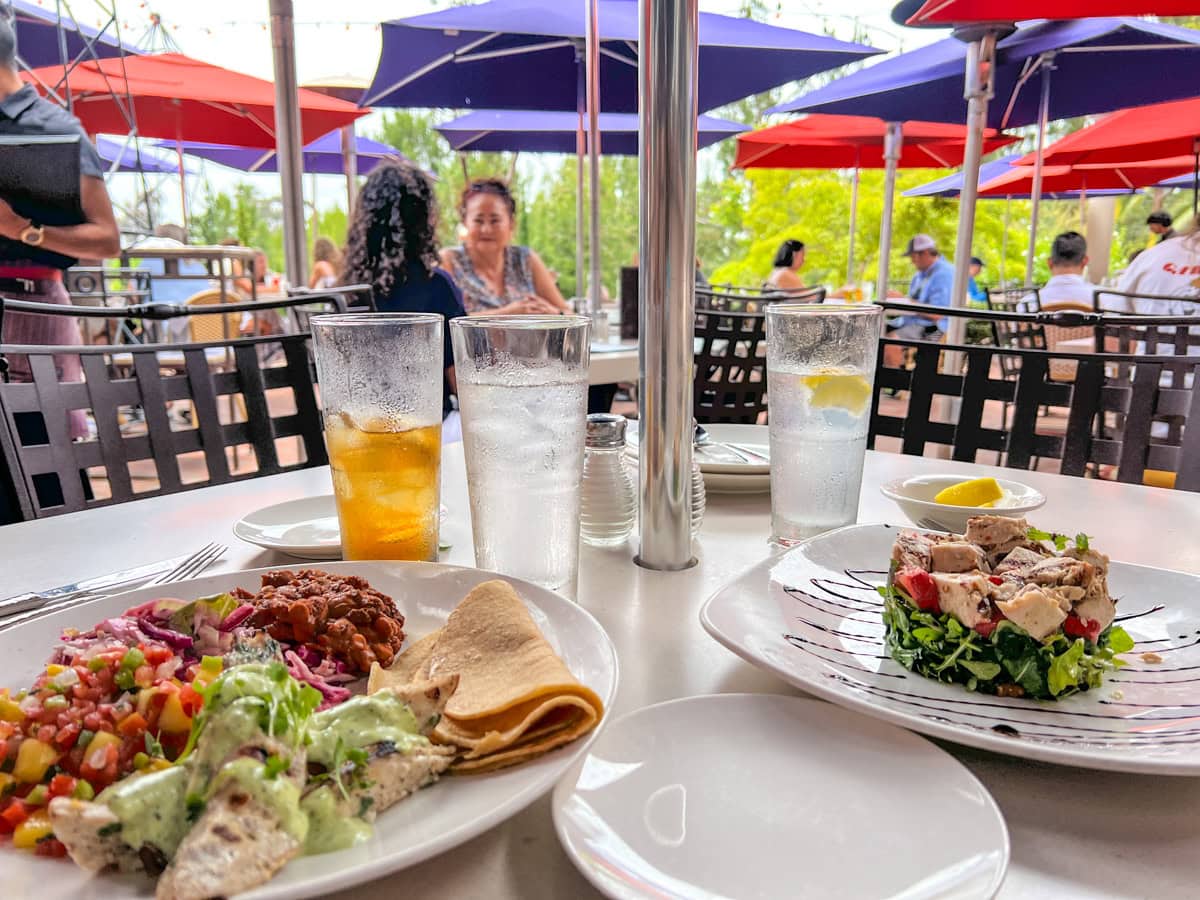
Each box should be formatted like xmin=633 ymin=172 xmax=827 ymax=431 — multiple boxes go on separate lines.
xmin=882 ymin=581 xmax=1132 ymax=700
xmin=1025 ymin=527 xmax=1093 ymax=553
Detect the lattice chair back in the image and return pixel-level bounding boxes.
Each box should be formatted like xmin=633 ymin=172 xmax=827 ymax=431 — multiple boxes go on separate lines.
xmin=693 ymin=307 xmax=768 ymax=424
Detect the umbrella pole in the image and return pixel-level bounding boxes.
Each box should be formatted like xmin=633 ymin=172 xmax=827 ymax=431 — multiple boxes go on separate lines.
xmin=269 ymin=0 xmax=309 ymax=288
xmin=586 ymin=0 xmax=602 ymax=314
xmin=636 ymin=0 xmax=698 ymax=572
xmin=1193 ymin=140 xmax=1199 ymax=221
xmin=948 ymin=30 xmax=999 ymax=346
xmin=175 ymin=139 xmax=189 ymax=232
xmin=576 ymin=55 xmax=586 ymax=304
xmin=1024 ymin=57 xmax=1053 ymax=287
xmin=847 ymin=162 xmax=859 ymax=287
xmin=341 ymin=123 xmax=358 ymax=215
xmin=875 ymin=123 xmax=902 ymax=303
xmin=1001 ymin=196 xmax=1011 ymax=290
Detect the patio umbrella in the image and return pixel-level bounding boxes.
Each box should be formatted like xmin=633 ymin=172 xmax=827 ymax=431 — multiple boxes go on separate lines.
xmin=162 ymin=132 xmax=408 ymax=175
xmin=903 ymin=154 xmax=1138 ymax=199
xmin=95 ymin=136 xmax=184 ymax=175
xmin=770 ymin=18 xmax=1200 ymax=292
xmin=364 ymin=0 xmax=878 ymax=309
xmin=906 ymin=0 xmax=1200 ymax=26
xmin=733 ymin=115 xmax=1016 ymax=287
xmin=9 ymin=0 xmax=133 ymax=69
xmin=1016 ymin=98 xmax=1200 ymax=219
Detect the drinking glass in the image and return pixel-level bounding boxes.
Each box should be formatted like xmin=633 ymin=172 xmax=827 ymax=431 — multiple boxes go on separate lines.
xmin=311 ymin=313 xmax=444 ymax=561
xmin=451 ymin=315 xmax=591 ymax=595
xmin=766 ymin=303 xmax=883 ymax=545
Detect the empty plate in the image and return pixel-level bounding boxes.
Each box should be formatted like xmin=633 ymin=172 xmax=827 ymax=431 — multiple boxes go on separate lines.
xmin=552 ymin=693 xmax=1008 ymax=900
xmin=233 ymin=495 xmax=342 ymax=558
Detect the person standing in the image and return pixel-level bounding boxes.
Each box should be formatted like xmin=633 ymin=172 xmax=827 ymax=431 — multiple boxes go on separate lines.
xmin=966 ymin=256 xmax=987 ymax=308
xmin=1147 ymin=211 xmax=1177 ymax=244
xmin=439 ymin=178 xmax=570 ymax=315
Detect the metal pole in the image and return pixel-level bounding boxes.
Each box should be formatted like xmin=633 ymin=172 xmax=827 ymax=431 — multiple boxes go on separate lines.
xmin=269 ymin=0 xmax=308 ymax=287
xmin=175 ymin=139 xmax=189 ymax=232
xmin=875 ymin=122 xmax=902 ymax=303
xmin=636 ymin=0 xmax=698 ymax=571
xmin=1024 ymin=55 xmax=1053 ymax=287
xmin=947 ymin=31 xmax=998 ymax=347
xmin=575 ymin=53 xmax=586 ymax=303
xmin=341 ymin=123 xmax=358 ymax=214
xmin=586 ymin=0 xmax=603 ymax=313
xmin=1001 ymin=196 xmax=1011 ymax=289
xmin=1193 ymin=140 xmax=1199 ymax=221
xmin=847 ymin=162 xmax=860 ymax=287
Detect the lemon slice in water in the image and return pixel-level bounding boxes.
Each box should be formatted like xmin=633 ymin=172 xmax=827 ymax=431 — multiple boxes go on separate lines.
xmin=933 ymin=477 xmax=1004 ymax=507
xmin=802 ymin=372 xmax=872 ymax=415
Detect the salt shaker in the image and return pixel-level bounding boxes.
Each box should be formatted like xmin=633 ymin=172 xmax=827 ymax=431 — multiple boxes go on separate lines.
xmin=580 ymin=414 xmax=637 ymax=546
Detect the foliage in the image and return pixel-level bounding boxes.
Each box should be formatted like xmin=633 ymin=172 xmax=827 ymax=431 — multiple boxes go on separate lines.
xmin=191 ymin=182 xmax=284 ymax=272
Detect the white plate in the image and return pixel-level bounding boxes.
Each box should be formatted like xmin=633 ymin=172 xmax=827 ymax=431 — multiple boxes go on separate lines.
xmin=553 ymin=694 xmax=1009 ymax=900
xmin=701 ymin=524 xmax=1200 ymax=775
xmin=233 ymin=495 xmax=342 ymax=558
xmin=0 ymin=561 xmax=619 ymax=900
xmin=625 ymin=423 xmax=771 ymax=494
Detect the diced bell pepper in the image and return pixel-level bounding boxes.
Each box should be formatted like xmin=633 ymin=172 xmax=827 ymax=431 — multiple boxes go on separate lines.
xmin=14 ymin=738 xmax=59 ymax=783
xmin=12 ymin=809 xmax=54 ymax=850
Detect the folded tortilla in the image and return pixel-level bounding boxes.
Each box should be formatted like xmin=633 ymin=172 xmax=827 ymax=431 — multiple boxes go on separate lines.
xmin=368 ymin=579 xmax=603 ymax=773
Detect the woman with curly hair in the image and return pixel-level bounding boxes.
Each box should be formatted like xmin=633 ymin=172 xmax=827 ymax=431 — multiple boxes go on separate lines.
xmin=341 ymin=158 xmax=466 ymax=421
xmin=440 ymin=178 xmax=571 ymax=314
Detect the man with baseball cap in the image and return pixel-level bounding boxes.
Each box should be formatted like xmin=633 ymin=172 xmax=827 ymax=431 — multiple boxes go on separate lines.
xmin=887 ymin=233 xmax=953 ymax=340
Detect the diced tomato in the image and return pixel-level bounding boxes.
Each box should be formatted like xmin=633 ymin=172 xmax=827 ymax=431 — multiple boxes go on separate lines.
xmin=895 ymin=567 xmax=941 ymax=613
xmin=179 ymin=685 xmax=203 ymax=717
xmin=53 ymin=722 xmax=81 ymax=750
xmin=988 ymin=576 xmax=1004 ymax=585
xmin=34 ymin=837 xmax=68 ymax=858
xmin=117 ymin=712 xmax=148 ymax=738
xmin=80 ymin=742 xmax=119 ymax=788
xmin=143 ymin=646 xmax=173 ymax=666
xmin=47 ymin=774 xmax=78 ymax=799
xmin=974 ymin=615 xmax=999 ymax=638
xmin=1064 ymin=614 xmax=1102 ymax=643
xmin=0 ymin=798 xmax=31 ymax=833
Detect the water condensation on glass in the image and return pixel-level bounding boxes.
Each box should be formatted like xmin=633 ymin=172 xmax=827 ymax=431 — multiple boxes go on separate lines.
xmin=765 ymin=305 xmax=883 ymax=545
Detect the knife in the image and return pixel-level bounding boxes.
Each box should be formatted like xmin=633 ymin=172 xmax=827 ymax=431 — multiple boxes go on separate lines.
xmin=0 ymin=554 xmax=188 ymax=617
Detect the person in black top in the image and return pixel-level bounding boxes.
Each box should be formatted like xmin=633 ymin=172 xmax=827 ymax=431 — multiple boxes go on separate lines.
xmin=340 ymin=159 xmax=466 ymax=420
xmin=1146 ymin=210 xmax=1177 ymax=243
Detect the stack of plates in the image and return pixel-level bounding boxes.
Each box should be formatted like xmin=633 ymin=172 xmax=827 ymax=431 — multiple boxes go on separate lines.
xmin=625 ymin=422 xmax=770 ymax=494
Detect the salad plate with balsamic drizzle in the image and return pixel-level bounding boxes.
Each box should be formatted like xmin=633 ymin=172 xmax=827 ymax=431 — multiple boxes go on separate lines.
xmin=701 ymin=519 xmax=1200 ymax=775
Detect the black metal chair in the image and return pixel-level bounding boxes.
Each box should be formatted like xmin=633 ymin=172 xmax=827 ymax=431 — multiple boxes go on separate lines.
xmin=0 ymin=294 xmax=350 ymax=521
xmin=693 ymin=306 xmax=768 ymax=424
xmin=869 ymin=302 xmax=1200 ymax=491
xmin=697 ymin=285 xmax=826 ymax=313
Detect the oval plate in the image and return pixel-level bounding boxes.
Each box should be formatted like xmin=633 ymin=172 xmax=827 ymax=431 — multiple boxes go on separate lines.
xmin=554 ymin=694 xmax=1008 ymax=900
xmin=701 ymin=524 xmax=1200 ymax=775
xmin=0 ymin=562 xmax=619 ymax=900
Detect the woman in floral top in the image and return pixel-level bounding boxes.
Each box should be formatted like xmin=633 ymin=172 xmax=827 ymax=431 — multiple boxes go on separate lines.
xmin=440 ymin=179 xmax=572 ymax=315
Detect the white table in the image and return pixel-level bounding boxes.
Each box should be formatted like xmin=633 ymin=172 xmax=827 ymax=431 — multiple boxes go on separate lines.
xmin=588 ymin=340 xmax=639 ymax=385
xmin=4 ymin=448 xmax=1200 ymax=900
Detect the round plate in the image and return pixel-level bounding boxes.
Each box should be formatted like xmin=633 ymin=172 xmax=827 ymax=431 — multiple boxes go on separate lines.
xmin=233 ymin=495 xmax=342 ymax=558
xmin=691 ymin=423 xmax=770 ymax=475
xmin=553 ymin=694 xmax=1008 ymax=900
xmin=879 ymin=474 xmax=1046 ymax=534
xmin=701 ymin=523 xmax=1200 ymax=775
xmin=0 ymin=562 xmax=619 ymax=900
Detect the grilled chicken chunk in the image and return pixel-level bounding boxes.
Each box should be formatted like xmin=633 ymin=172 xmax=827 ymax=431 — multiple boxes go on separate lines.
xmin=1029 ymin=556 xmax=1095 ymax=590
xmin=47 ymin=798 xmax=126 ymax=873
xmin=996 ymin=585 xmax=1069 ymax=641
xmin=892 ymin=531 xmax=933 ymax=572
xmin=931 ymin=573 xmax=993 ymax=629
xmin=992 ymin=546 xmax=1046 ymax=580
xmin=930 ymin=541 xmax=990 ymax=574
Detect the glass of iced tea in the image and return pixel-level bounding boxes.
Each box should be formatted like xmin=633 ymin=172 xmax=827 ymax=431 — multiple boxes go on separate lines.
xmin=310 ymin=313 xmax=444 ymax=561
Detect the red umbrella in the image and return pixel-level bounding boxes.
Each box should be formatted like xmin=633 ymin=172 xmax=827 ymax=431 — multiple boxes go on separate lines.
xmin=907 ymin=1 xmax=1200 ymax=25
xmin=733 ymin=115 xmax=1016 ymax=169
xmin=733 ymin=115 xmax=1016 ymax=285
xmin=22 ymin=53 xmax=368 ymax=148
xmin=979 ymin=157 xmax=1196 ymax=195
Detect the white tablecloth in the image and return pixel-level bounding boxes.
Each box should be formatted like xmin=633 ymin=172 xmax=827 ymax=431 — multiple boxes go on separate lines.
xmin=3 ymin=448 xmax=1199 ymax=899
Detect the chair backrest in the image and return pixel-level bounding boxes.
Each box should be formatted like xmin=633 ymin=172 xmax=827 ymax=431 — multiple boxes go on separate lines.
xmin=869 ymin=302 xmax=1200 ymax=491
xmin=693 ymin=307 xmax=768 ymax=424
xmin=697 ymin=286 xmax=826 ymax=314
xmin=185 ymin=289 xmax=246 ymax=342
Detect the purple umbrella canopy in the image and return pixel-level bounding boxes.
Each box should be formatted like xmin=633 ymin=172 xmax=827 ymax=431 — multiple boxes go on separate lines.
xmin=435 ymin=109 xmax=747 ymax=155
xmin=904 ymin=153 xmax=1134 ymax=200
xmin=363 ymin=0 xmax=879 ymax=113
xmin=10 ymin=0 xmax=134 ymax=69
xmin=95 ymin=136 xmax=187 ymax=175
xmin=159 ymin=132 xmax=410 ymax=175
xmin=769 ymin=18 xmax=1200 ymax=127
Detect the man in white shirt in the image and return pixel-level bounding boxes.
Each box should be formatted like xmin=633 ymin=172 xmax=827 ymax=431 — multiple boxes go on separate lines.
xmin=1034 ymin=231 xmax=1094 ymax=309
xmin=1114 ymin=220 xmax=1200 ymax=314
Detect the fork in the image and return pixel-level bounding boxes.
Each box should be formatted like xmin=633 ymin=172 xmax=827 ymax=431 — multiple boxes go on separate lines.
xmin=0 ymin=542 xmax=228 ymax=630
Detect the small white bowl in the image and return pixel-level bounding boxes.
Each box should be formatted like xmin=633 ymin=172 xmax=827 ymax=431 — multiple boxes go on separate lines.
xmin=879 ymin=474 xmax=1046 ymax=534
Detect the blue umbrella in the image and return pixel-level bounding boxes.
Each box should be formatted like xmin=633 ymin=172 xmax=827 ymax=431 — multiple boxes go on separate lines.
xmin=160 ymin=132 xmax=409 ymax=175
xmin=9 ymin=0 xmax=134 ymax=69
xmin=903 ymin=154 xmax=1134 ymax=200
xmin=771 ymin=17 xmax=1200 ymax=291
xmin=363 ymin=0 xmax=878 ymax=113
xmin=95 ymin=137 xmax=185 ymax=175
xmin=434 ymin=110 xmax=746 ymax=155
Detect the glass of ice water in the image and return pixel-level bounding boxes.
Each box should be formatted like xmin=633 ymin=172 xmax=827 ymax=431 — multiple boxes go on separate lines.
xmin=450 ymin=315 xmax=591 ymax=596
xmin=765 ymin=303 xmax=883 ymax=545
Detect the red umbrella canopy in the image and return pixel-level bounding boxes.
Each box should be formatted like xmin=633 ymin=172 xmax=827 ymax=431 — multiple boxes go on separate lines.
xmin=907 ymin=1 xmax=1200 ymax=25
xmin=733 ymin=115 xmax=1017 ymax=169
xmin=979 ymin=157 xmax=1196 ymax=195
xmin=1015 ymin=97 xmax=1200 ymax=167
xmin=22 ymin=53 xmax=368 ymax=148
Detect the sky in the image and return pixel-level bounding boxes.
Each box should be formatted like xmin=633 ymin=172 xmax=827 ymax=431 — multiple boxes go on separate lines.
xmin=33 ymin=1 xmax=946 ymax=224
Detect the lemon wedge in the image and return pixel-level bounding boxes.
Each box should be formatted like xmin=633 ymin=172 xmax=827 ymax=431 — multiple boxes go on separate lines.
xmin=802 ymin=372 xmax=872 ymax=415
xmin=933 ymin=477 xmax=1004 ymax=507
